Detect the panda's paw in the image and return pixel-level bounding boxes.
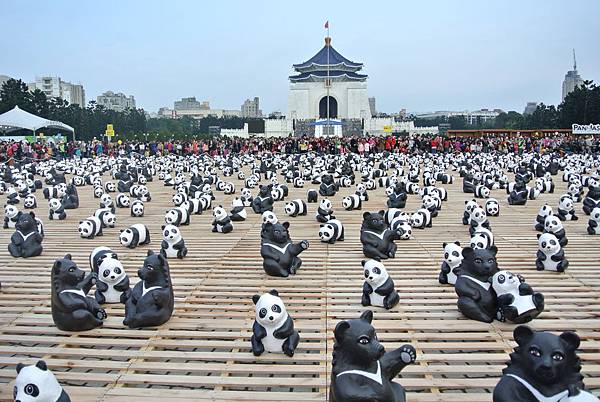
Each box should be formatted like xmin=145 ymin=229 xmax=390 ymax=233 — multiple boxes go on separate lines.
xmin=300 ymin=240 xmax=309 ymax=250
xmin=97 ymin=309 xmax=107 ymax=320
xmin=90 ymin=272 xmax=98 ymax=285
xmin=399 ymin=345 xmax=417 ymax=364
xmin=496 ymin=308 xmax=506 ymax=322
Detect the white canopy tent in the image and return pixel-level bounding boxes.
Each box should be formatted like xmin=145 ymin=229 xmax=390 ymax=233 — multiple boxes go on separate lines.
xmin=0 ymin=105 xmax=74 ymax=140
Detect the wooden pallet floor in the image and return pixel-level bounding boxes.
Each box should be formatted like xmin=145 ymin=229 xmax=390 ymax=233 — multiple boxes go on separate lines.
xmin=1 ymin=168 xmax=599 ymax=401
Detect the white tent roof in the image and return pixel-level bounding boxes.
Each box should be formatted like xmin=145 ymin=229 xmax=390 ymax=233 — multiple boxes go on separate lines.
xmin=0 ymin=105 xmax=74 ymax=133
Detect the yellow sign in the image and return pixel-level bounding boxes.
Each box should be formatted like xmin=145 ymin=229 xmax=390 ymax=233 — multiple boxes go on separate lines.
xmin=383 ymin=125 xmax=392 ymax=133
xmin=38 ymin=133 xmax=45 ymax=138
xmin=107 ymin=124 xmax=113 ymax=131
xmin=106 ymin=130 xmax=114 ymax=137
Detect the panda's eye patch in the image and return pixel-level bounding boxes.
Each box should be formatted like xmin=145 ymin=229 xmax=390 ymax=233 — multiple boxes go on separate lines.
xmin=24 ymin=383 xmax=39 ymax=396
xmin=498 ymin=275 xmax=505 ymax=283
xmin=529 ymin=347 xmax=542 ymax=357
xmin=452 ymin=251 xmax=459 ymax=257
xmin=550 ymin=240 xmax=556 ymax=245
xmin=171 ymin=229 xmax=177 ymax=233
xmin=103 ymin=269 xmax=110 ymax=277
xmin=259 ymin=308 xmax=267 ymax=318
xmin=373 ymin=267 xmax=381 ymax=274
xmin=444 ymin=253 xmax=449 ymax=259
xmin=114 ymin=267 xmax=121 ymax=274
xmin=271 ymin=305 xmax=281 ymax=313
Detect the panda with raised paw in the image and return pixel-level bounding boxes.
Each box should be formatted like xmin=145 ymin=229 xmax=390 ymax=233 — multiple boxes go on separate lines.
xmin=587 ymin=207 xmax=600 ymax=235
xmin=492 ymin=270 xmax=544 ymax=324
xmin=48 ymin=198 xmax=66 ymax=220
xmin=230 ymin=197 xmax=247 ymax=221
xmin=131 ymin=199 xmax=144 ymax=217
xmin=212 ymin=206 xmax=233 ymax=233
xmin=556 ymin=194 xmax=578 ymax=221
xmin=390 ymin=214 xmax=412 ymax=240
xmin=3 ymin=204 xmax=19 ymax=229
xmin=534 ymin=204 xmax=553 ymax=232
xmin=316 ymin=198 xmax=335 ymax=223
xmin=536 ymin=232 xmax=569 ymax=272
xmin=319 ymin=219 xmax=344 ymax=244
xmin=485 ymin=198 xmax=500 ymax=217
xmin=240 ymin=187 xmax=253 ymax=207
xmin=160 ymin=224 xmax=188 ymax=259
xmin=78 ymin=216 xmax=103 ymax=239
xmin=14 ymin=360 xmax=71 ymax=402
xmin=361 ymin=259 xmax=400 ymax=309
xmin=119 ymin=224 xmax=151 ymax=248
xmin=284 ymin=199 xmax=307 ymax=217
xmin=439 ymin=241 xmax=463 ymax=285
xmin=251 ymin=289 xmax=300 ymax=357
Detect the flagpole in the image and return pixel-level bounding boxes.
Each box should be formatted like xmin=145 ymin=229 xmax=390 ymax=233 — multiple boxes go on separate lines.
xmin=326 ymin=21 xmax=330 ymax=137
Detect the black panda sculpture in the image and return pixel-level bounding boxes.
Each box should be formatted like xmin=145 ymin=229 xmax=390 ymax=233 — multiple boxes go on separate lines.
xmin=260 ymin=222 xmax=309 ymax=277
xmin=61 ymin=183 xmax=79 ymax=209
xmin=455 ymin=246 xmax=499 ymax=323
xmin=493 ymin=326 xmax=598 ymax=401
xmin=123 ymin=250 xmax=174 ymax=328
xmin=386 ymin=183 xmax=407 ymax=209
xmin=8 ymin=211 xmax=43 ymax=258
xmin=319 ymin=174 xmax=338 ymax=197
xmin=251 ymin=184 xmax=274 ymax=214
xmin=360 ymin=211 xmax=400 ymax=260
xmin=329 ymin=310 xmax=417 ymax=402
xmin=51 ymin=254 xmax=107 ymax=331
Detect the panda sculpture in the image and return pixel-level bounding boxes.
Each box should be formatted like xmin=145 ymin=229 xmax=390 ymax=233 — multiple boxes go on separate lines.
xmin=164 ymin=206 xmax=190 ymax=226
xmin=463 ymin=199 xmax=479 ymax=225
xmin=316 ymin=198 xmax=335 ymax=223
xmin=361 ymin=211 xmax=400 ymax=260
xmin=262 ymin=210 xmax=278 ymax=226
xmin=3 ymin=204 xmax=19 ymax=229
xmin=251 ymin=184 xmax=275 ymax=214
xmin=536 ymin=232 xmax=569 ymax=272
xmin=8 ymin=212 xmax=43 ymax=258
xmin=230 ymin=197 xmax=247 ymax=221
xmin=439 ymin=241 xmax=463 ymax=285
xmin=361 ymin=259 xmax=400 ymax=309
xmin=557 ymin=195 xmax=578 ymax=221
xmin=470 ymin=227 xmax=495 ymax=250
xmin=485 ymin=198 xmax=500 ymax=217
xmin=390 ymin=214 xmax=412 ymax=240
xmin=130 ymin=199 xmax=145 ymax=217
xmin=99 ymin=193 xmax=115 ymax=213
xmin=342 ymin=194 xmax=362 ymax=211
xmin=475 ymin=184 xmax=491 ymax=199
xmin=51 ymin=254 xmax=107 ymax=331
xmin=250 ymin=289 xmax=300 ymax=357
xmin=583 ymin=183 xmax=600 ymax=215
xmin=78 ymin=216 xmax=103 ymax=239
xmin=48 ymin=198 xmax=66 ymax=220
xmin=329 ymin=310 xmax=417 ymax=402
xmin=307 ymin=189 xmax=318 ymax=203
xmin=587 ymin=207 xmax=600 ymax=235
xmin=318 ymin=219 xmax=345 ymax=244
xmin=240 ymin=187 xmax=254 ymax=207
xmin=491 ymin=270 xmax=544 ymax=324
xmin=493 ymin=326 xmax=599 ymax=402
xmin=544 ymin=215 xmax=568 ymax=247
xmin=534 ymin=204 xmax=553 ymax=232
xmin=6 ymin=187 xmax=20 ymax=204
xmin=319 ymin=174 xmax=338 ymax=197
xmin=23 ymin=194 xmax=37 ymax=209
xmin=355 ymin=183 xmax=369 ymax=202
xmin=284 ymin=199 xmax=307 ymax=217
xmin=410 ymin=208 xmax=432 ymax=229
xmin=421 ymin=195 xmax=439 ymax=218
xmin=160 ymin=224 xmax=188 ymax=259
xmin=120 ymin=224 xmax=151 ymax=248
xmin=469 ymin=206 xmax=490 ymax=236
xmin=14 ymin=360 xmax=71 ymax=402
xmin=105 ymin=181 xmax=116 ymax=192
xmin=115 ymin=193 xmax=131 ymax=208
xmin=89 ymin=247 xmax=130 ymax=304
xmin=61 ymin=184 xmax=79 ymax=209
xmin=94 ymin=208 xmax=116 ymax=228
xmin=455 ymin=246 xmax=499 ymax=323
xmin=212 ymin=206 xmax=233 ymax=233
xmin=260 ymin=221 xmax=309 ymax=277
xmin=123 ymin=250 xmax=174 ymax=328
xmin=386 ymin=183 xmax=408 ymax=209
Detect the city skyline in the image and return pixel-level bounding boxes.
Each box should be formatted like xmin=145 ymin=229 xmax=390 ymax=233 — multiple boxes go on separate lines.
xmin=1 ymin=0 xmax=599 ymax=115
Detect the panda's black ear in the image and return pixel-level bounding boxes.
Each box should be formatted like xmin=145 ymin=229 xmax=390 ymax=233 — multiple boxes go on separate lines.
xmin=147 ymin=249 xmax=154 ymax=256
xmin=360 ymin=310 xmax=373 ymax=324
xmin=454 ymin=241 xmax=461 ymax=246
xmin=560 ymin=331 xmax=580 ymax=351
xmin=513 ymin=325 xmax=534 ymax=346
xmin=16 ymin=362 xmax=25 ymax=373
xmin=361 ymin=260 xmax=367 ymax=267
xmin=334 ymin=321 xmax=350 ymax=343
xmin=29 ymin=211 xmax=35 ymax=218
xmin=269 ymin=289 xmax=279 ymax=297
xmin=35 ymin=360 xmax=48 ymax=371
xmin=64 ymin=253 xmax=72 ymax=260
xmin=362 ymin=212 xmax=370 ymax=219
xmin=378 ymin=210 xmax=385 ymax=216
xmin=282 ymin=222 xmax=290 ymax=229
xmin=462 ymin=247 xmax=474 ymax=261
xmin=489 ymin=245 xmax=498 ymax=256
xmin=537 ymin=233 xmax=542 ymax=239
xmin=442 ymin=242 xmax=448 ymax=248
xmin=464 ymin=200 xmax=468 ymax=205
xmin=161 ymin=225 xmax=165 ymax=230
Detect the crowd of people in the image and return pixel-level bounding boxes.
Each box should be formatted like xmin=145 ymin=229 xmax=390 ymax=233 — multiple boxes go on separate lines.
xmin=0 ymin=133 xmax=598 ymax=163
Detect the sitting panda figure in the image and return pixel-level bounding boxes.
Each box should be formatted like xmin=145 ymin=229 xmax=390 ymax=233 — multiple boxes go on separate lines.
xmin=89 ymin=247 xmax=130 ymax=304
xmin=307 ymin=188 xmax=318 ymax=203
xmin=251 ymin=289 xmax=300 ymax=357
xmin=470 ymin=227 xmax=495 ymax=250
xmin=164 ymin=206 xmax=190 ymax=226
xmin=534 ymin=204 xmax=553 ymax=232
xmin=410 ymin=208 xmax=432 ymax=229
xmin=319 ymin=174 xmax=338 ymax=197
xmin=8 ymin=212 xmax=43 ymax=258
xmin=439 ymin=241 xmax=463 ymax=285
xmin=342 ymin=194 xmax=362 ymax=211
xmin=230 ymin=197 xmax=247 ymax=221
xmin=94 ymin=208 xmax=116 ymax=228
xmin=48 ymin=198 xmax=66 ymax=220
xmin=251 ymin=184 xmax=275 ymax=214
xmin=485 ymin=198 xmax=500 ymax=217
xmin=421 ymin=195 xmax=439 ymax=218
xmin=493 ymin=326 xmax=600 ymax=402
xmin=355 ymin=183 xmax=369 ymax=202
xmin=544 ymin=215 xmax=568 ymax=247
xmin=557 ymin=194 xmax=578 ymax=221
xmin=240 ymin=187 xmax=254 ymax=207
xmin=284 ymin=199 xmax=307 ymax=217
xmin=14 ymin=360 xmax=71 ymax=402
xmin=50 ymin=254 xmax=107 ymax=331
xmin=123 ymin=250 xmax=174 ymax=328
xmin=160 ymin=224 xmax=188 ymax=259
xmin=361 ymin=211 xmax=401 ymax=260
xmin=99 ymin=193 xmax=115 ymax=213
xmin=212 ymin=206 xmax=233 ymax=234
xmin=316 ymin=198 xmax=335 ymax=223
xmin=93 ymin=185 xmax=104 ymax=199
xmin=587 ymin=207 xmax=600 ymax=235
xmin=536 ymin=232 xmax=569 ymax=272
xmin=115 ymin=193 xmax=131 ymax=208
xmin=462 ymin=199 xmax=479 ymax=225
xmin=3 ymin=204 xmax=19 ymax=228
xmin=469 ymin=206 xmax=490 ymax=236
xmin=23 ymin=194 xmax=37 ymax=209
xmin=6 ymin=187 xmax=20 ymax=204
xmin=130 ymin=199 xmax=144 ymax=217
xmin=78 ymin=216 xmax=103 ymax=239
xmin=361 ymin=259 xmax=399 ymax=309
xmin=260 ymin=221 xmax=309 ymax=277
xmin=492 ymin=270 xmax=544 ymax=324
xmin=318 ymin=218 xmax=344 ymax=244
xmin=390 ymin=214 xmax=412 ymax=240
xmin=120 ymin=224 xmax=151 ymax=248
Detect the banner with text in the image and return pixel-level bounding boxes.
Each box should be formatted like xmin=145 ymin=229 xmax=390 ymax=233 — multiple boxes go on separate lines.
xmin=572 ymin=124 xmax=600 ymax=135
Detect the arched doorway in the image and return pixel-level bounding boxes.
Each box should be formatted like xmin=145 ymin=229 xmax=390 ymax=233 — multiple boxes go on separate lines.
xmin=319 ymin=96 xmax=338 ymax=119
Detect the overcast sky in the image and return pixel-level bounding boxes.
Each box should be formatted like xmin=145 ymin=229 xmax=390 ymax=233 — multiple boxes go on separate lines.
xmin=2 ymin=0 xmax=599 ymax=115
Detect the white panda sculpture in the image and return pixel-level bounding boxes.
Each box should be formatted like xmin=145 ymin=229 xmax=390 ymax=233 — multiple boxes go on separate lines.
xmin=250 ymin=289 xmax=299 ymax=357
xmin=318 ymin=219 xmax=344 ymax=244
xmin=474 ymin=184 xmax=490 ymax=199
xmin=119 ymin=224 xmax=151 ymax=249
xmin=14 ymin=360 xmax=70 ymax=402
xmin=491 ymin=270 xmax=544 ymax=324
xmin=130 ymin=199 xmax=145 ymax=217
xmin=160 ymin=224 xmax=188 ymax=259
xmin=89 ymin=246 xmax=129 ymax=304
xmin=410 ymin=208 xmax=432 ymax=229
xmin=212 ymin=206 xmax=233 ymax=233
xmin=48 ymin=198 xmax=66 ymax=220
xmin=24 ymin=194 xmax=37 ymax=209
xmin=3 ymin=204 xmax=19 ymax=229
xmin=462 ymin=199 xmax=479 ymax=225
xmin=469 ymin=206 xmax=490 ymax=236
xmin=230 ymin=197 xmax=247 ymax=221
xmin=315 ymin=199 xmax=334 ymax=223
xmin=361 ymin=259 xmax=400 ymax=309
xmin=164 ymin=206 xmax=190 ymax=226
xmin=536 ymin=232 xmax=569 ymax=272
xmin=94 ymin=208 xmax=116 ymax=228
xmin=115 ymin=193 xmax=131 ymax=208
xmin=544 ymin=215 xmax=568 ymax=247
xmin=390 ymin=215 xmax=412 ymax=240
xmin=99 ymin=193 xmax=114 ymax=212
xmin=284 ymin=199 xmax=307 ymax=217
xmin=484 ymin=198 xmax=500 ymax=217
xmin=342 ymin=194 xmax=362 ymax=211
xmin=470 ymin=227 xmax=495 ymax=250
xmin=78 ymin=216 xmax=103 ymax=239
xmin=534 ymin=204 xmax=553 ymax=232
xmin=556 ymin=194 xmax=578 ymax=221
xmin=262 ymin=210 xmax=278 ymax=225
xmin=439 ymin=241 xmax=463 ymax=285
